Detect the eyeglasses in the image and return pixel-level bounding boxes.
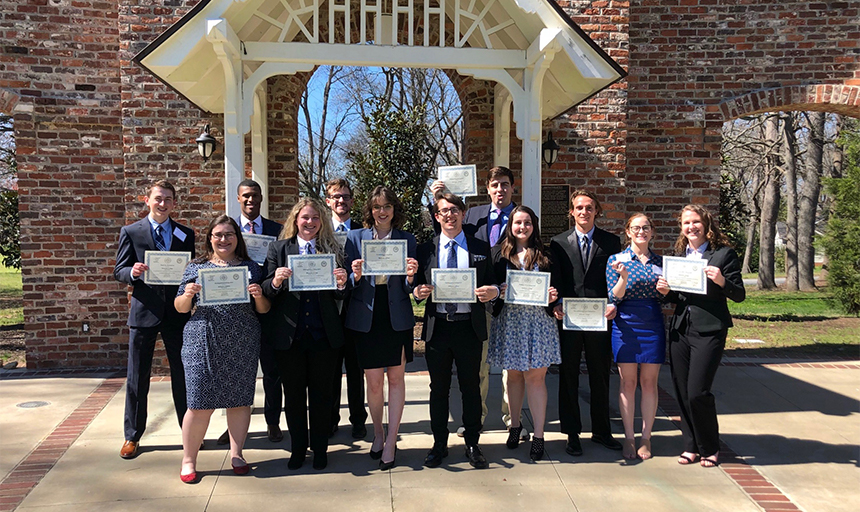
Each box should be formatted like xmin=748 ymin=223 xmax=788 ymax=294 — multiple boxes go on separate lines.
xmin=372 ymin=204 xmax=394 ymax=212
xmin=328 ymin=194 xmax=352 ymax=201
xmin=436 ymin=207 xmax=461 ymax=216
xmin=629 ymin=226 xmax=652 ymax=233
xmin=211 ymin=233 xmax=237 ymax=240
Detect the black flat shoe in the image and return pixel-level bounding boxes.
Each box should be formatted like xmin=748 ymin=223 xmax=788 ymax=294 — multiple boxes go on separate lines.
xmin=423 ymin=446 xmax=448 ymax=468
xmin=530 ymin=437 xmax=545 ymax=461
xmin=313 ymin=452 xmax=327 ymax=470
xmin=565 ymin=435 xmax=583 ymax=456
xmin=352 ymin=424 xmax=368 ymax=439
xmin=506 ymin=425 xmax=523 ymax=449
xmin=591 ymin=434 xmax=623 ymax=451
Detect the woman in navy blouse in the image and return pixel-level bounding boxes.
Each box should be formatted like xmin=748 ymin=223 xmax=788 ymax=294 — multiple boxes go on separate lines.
xmin=606 ymin=213 xmax=667 ymax=460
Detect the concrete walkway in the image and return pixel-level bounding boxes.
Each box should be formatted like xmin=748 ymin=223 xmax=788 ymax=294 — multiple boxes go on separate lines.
xmin=1 ymin=357 xmax=858 ymax=512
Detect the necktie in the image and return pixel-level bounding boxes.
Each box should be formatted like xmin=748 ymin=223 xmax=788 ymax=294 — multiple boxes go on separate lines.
xmin=489 ymin=209 xmax=503 ymax=246
xmin=305 ymin=242 xmax=314 ymax=255
xmin=445 ymin=240 xmax=458 ymax=317
xmin=154 ymin=225 xmax=166 ymax=251
xmin=336 ymin=224 xmax=346 ymax=233
xmin=248 ymin=222 xmax=256 ymax=234
xmin=580 ymin=235 xmax=591 ymax=269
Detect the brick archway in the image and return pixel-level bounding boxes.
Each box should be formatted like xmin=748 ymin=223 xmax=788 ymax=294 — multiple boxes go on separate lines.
xmin=0 ymin=89 xmax=19 ymax=114
xmin=721 ymin=84 xmax=860 ymax=120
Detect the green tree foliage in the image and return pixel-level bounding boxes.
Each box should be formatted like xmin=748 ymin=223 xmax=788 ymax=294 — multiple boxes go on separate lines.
xmin=0 ymin=188 xmax=19 ymax=269
xmin=822 ymin=120 xmax=860 ymax=314
xmin=719 ymin=172 xmax=748 ymax=251
xmin=347 ymin=100 xmax=434 ymax=242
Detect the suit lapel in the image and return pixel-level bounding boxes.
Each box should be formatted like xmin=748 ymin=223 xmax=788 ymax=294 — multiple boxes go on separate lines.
xmin=135 ymin=218 xmax=156 ymax=250
xmin=562 ymin=230 xmax=586 ymax=272
xmin=286 ymin=238 xmax=301 ymax=299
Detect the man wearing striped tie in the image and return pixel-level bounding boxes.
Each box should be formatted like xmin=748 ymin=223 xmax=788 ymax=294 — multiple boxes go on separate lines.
xmin=114 ymin=180 xmax=195 ymax=459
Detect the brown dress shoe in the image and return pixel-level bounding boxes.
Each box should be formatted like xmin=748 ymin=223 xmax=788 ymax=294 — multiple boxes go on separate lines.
xmin=120 ymin=440 xmax=139 ymax=459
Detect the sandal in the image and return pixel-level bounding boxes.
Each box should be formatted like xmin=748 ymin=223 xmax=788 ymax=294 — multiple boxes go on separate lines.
xmin=637 ymin=438 xmax=652 ymax=460
xmin=622 ymin=438 xmax=637 ymax=460
xmin=677 ymin=452 xmax=699 ymax=465
xmin=506 ymin=425 xmax=523 ymax=449
xmin=700 ymin=452 xmax=719 ymax=468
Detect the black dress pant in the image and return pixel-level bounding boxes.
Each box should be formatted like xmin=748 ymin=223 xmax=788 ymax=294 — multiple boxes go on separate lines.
xmin=558 ymin=329 xmax=613 ymax=438
xmin=425 ymin=318 xmax=483 ymax=447
xmin=260 ymin=337 xmax=286 ymax=426
xmin=330 ymin=332 xmax=367 ymax=429
xmin=124 ymin=323 xmax=187 ymax=442
xmin=274 ymin=333 xmax=338 ymax=456
xmin=669 ymin=322 xmax=727 ymax=457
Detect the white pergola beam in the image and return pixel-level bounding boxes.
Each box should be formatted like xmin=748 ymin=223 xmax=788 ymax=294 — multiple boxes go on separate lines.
xmin=243 ymin=41 xmax=526 ymax=69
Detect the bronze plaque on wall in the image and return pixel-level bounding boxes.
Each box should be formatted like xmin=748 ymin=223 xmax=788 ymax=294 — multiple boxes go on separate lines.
xmin=541 ymin=185 xmax=570 ymax=243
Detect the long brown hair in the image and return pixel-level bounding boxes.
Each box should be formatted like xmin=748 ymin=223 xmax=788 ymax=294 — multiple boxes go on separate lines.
xmin=499 ymin=206 xmax=551 ymax=271
xmin=281 ymin=197 xmax=343 ymax=264
xmin=194 ymin=215 xmax=250 ymax=263
xmin=673 ymin=204 xmax=731 ymax=255
xmin=361 ymin=186 xmax=405 ymax=229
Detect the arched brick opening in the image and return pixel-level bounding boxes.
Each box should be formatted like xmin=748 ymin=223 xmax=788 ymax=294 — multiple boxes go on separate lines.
xmin=722 ymin=84 xmax=860 ymax=120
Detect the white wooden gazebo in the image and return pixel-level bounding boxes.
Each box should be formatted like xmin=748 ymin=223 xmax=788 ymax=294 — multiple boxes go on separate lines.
xmin=135 ymin=0 xmax=625 ymax=219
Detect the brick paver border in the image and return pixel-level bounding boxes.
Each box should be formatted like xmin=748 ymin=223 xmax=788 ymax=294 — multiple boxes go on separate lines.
xmin=0 ymin=375 xmax=125 ymax=512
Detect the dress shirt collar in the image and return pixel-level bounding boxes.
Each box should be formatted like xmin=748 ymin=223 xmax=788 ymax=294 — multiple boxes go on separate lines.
xmin=240 ymin=214 xmax=261 ymax=233
xmin=332 ymin=217 xmax=350 ymax=232
xmin=685 ymin=241 xmax=708 ymax=259
xmin=372 ymin=227 xmax=392 ymax=240
xmin=297 ymin=236 xmax=316 ymax=254
xmin=440 ymin=230 xmax=467 ymax=252
xmin=574 ymin=225 xmax=595 ymax=243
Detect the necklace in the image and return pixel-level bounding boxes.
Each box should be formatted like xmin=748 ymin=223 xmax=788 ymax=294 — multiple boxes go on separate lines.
xmin=211 ymin=256 xmax=240 ymax=266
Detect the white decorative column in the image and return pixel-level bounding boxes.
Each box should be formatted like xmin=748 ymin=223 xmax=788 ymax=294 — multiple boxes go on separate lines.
xmin=494 ymin=84 xmax=512 ymax=168
xmin=207 ymin=18 xmax=244 ymax=218
xmin=251 ymin=83 xmax=269 ymax=217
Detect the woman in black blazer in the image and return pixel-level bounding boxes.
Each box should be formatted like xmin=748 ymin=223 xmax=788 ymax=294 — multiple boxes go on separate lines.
xmin=344 ymin=186 xmax=418 ymax=470
xmin=261 ymin=197 xmax=348 ymax=471
xmin=657 ymin=204 xmax=745 ymax=468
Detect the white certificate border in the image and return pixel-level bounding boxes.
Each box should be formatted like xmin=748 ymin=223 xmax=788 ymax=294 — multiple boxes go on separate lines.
xmin=663 ymin=256 xmax=707 ymax=294
xmin=562 ymin=298 xmax=608 ymax=331
xmin=198 ymin=266 xmax=250 ymax=306
xmin=361 ymin=239 xmax=408 ymax=276
xmin=288 ymin=253 xmax=338 ymax=291
xmin=242 ymin=233 xmax=276 ymax=265
xmin=504 ymin=270 xmax=551 ymax=306
xmin=143 ymin=250 xmax=191 ymax=286
xmin=431 ymin=268 xmax=477 ymax=303
xmin=437 ymin=164 xmax=478 ymax=197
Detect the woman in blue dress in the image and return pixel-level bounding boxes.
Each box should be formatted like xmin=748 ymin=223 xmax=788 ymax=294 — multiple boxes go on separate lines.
xmin=174 ymin=215 xmax=271 ymax=483
xmin=488 ymin=206 xmax=560 ymax=461
xmin=606 ymin=213 xmax=665 ymax=461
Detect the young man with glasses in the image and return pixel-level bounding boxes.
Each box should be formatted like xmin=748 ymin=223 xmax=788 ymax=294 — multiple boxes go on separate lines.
xmin=114 ymin=180 xmax=195 ymax=459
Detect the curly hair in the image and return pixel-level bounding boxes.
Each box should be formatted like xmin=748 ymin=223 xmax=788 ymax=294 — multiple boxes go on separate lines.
xmin=673 ymin=204 xmax=731 ymax=255
xmin=281 ymin=197 xmax=344 ymax=264
xmin=361 ymin=186 xmax=405 ymax=229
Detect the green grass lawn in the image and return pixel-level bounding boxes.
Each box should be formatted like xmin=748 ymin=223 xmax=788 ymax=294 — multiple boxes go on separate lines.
xmin=0 ymin=266 xmax=23 ymax=327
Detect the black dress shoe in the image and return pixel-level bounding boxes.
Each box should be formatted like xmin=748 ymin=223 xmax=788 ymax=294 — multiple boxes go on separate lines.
xmin=267 ymin=425 xmax=284 ymax=443
xmin=379 ymin=446 xmax=397 ymax=470
xmin=288 ymin=450 xmax=306 ymax=470
xmin=351 ymin=424 xmax=368 ymax=439
xmin=465 ymin=445 xmax=488 ymax=469
xmin=313 ymin=452 xmax=328 ymax=470
xmin=591 ymin=434 xmax=623 ymax=451
xmin=423 ymin=446 xmax=448 ymax=468
xmin=329 ymin=424 xmax=339 ymax=438
xmin=565 ymin=435 xmax=583 ymax=456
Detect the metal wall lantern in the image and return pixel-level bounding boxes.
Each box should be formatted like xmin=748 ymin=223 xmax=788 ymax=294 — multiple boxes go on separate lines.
xmin=196 ymin=124 xmax=217 ymax=161
xmin=542 ymin=131 xmax=560 ymax=167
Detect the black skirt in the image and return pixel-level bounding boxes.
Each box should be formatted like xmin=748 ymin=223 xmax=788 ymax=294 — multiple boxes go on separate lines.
xmin=350 ymin=285 xmax=413 ymax=369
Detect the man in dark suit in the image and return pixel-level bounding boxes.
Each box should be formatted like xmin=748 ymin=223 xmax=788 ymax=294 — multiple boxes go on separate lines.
xmin=549 ymin=190 xmax=623 ymax=456
xmin=215 ymin=179 xmax=284 ymax=445
xmin=114 ymin=180 xmax=195 ymax=459
xmin=431 ymin=166 xmax=525 ymax=439
xmin=324 ymin=178 xmax=368 ymax=439
xmin=413 ymin=193 xmax=500 ymax=469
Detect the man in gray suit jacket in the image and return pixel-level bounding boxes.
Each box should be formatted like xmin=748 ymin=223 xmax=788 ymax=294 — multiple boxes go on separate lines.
xmin=114 ymin=180 xmax=195 ymax=459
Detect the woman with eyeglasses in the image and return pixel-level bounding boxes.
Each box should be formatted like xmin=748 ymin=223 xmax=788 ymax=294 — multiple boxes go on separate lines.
xmin=606 ymin=213 xmax=665 ymax=461
xmin=343 ymin=186 xmax=418 ymax=470
xmin=261 ymin=197 xmax=349 ymax=471
xmin=174 ymin=215 xmax=271 ymax=483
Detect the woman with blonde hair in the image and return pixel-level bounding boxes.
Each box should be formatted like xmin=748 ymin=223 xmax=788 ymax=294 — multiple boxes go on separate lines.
xmin=261 ymin=197 xmax=348 ymax=471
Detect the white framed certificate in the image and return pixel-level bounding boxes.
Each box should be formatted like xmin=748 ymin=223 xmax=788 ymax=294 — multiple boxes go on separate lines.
xmin=562 ymin=298 xmax=608 ymax=331
xmin=242 ymin=233 xmax=276 ymax=265
xmin=198 ymin=266 xmax=249 ymax=306
xmin=663 ymin=256 xmax=707 ymax=294
xmin=361 ymin=239 xmax=407 ymax=276
xmin=143 ymin=251 xmax=191 ymax=286
xmin=437 ymin=164 xmax=478 ymax=197
xmin=505 ymin=270 xmax=551 ymax=306
xmin=288 ymin=254 xmax=338 ymax=291
xmin=431 ymin=268 xmax=476 ymax=303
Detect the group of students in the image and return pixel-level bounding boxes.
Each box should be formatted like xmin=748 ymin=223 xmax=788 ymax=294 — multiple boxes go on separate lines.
xmin=113 ymin=167 xmax=744 ymax=483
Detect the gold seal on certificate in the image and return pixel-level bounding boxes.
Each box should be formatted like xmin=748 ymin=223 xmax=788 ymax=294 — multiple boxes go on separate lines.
xmin=562 ymin=298 xmax=608 ymax=331
xmin=505 ymin=270 xmax=551 ymax=306
xmin=288 ymin=254 xmax=338 ymax=291
xmin=663 ymin=256 xmax=707 ymax=294
xmin=198 ymin=266 xmax=249 ymax=306
xmin=361 ymin=239 xmax=407 ymax=276
xmin=242 ymin=233 xmax=276 ymax=265
xmin=437 ymin=164 xmax=477 ymax=197
xmin=143 ymin=251 xmax=191 ymax=286
xmin=431 ymin=268 xmax=476 ymax=303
